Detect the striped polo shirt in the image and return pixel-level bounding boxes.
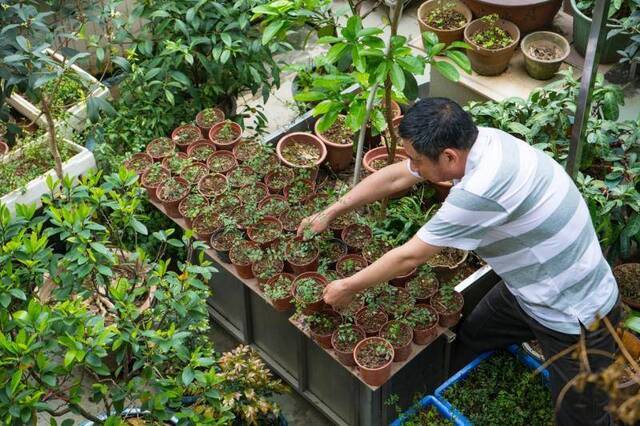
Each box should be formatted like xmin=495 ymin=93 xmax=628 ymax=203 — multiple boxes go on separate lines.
xmin=413 ymin=127 xmax=618 ymax=334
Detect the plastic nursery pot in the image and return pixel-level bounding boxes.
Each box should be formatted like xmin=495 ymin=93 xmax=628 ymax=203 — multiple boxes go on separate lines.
xmin=321 ymin=238 xmax=348 ymax=268
xmin=206 ymin=150 xmax=237 ymax=175
xmin=336 ymin=254 xmax=368 ymax=279
xmin=264 ymin=167 xmax=296 ymax=194
xmin=363 ymin=146 xmax=408 ymax=174
xmin=179 ymin=162 xmax=208 ymax=186
xmin=379 ymin=320 xmax=414 ymax=362
xmin=431 ymin=290 xmax=464 ymax=328
xmin=238 ymin=182 xmax=270 ymax=205
xmin=356 ymin=307 xmax=390 ymax=337
xmin=291 ymin=272 xmax=327 ymax=314
xmin=406 ymin=274 xmax=440 ymax=302
xmin=171 ymin=124 xmax=203 ymax=151
xmin=209 ymin=228 xmax=239 ymax=264
xmin=411 ymin=304 xmax=440 ymax=345
xmin=276 ymin=132 xmax=327 ymax=170
xmin=187 ymin=140 xmax=217 ymax=163
xmin=463 ymin=17 xmax=521 ymax=76
xmin=124 ymin=152 xmax=154 ymax=175
xmin=354 ymin=337 xmax=395 ymax=387
xmin=145 ymin=137 xmax=175 ymax=161
xmin=417 ymin=0 xmax=472 ymax=45
xmin=521 ymin=31 xmax=570 ymax=80
xmin=252 ymin=256 xmax=285 ymax=287
xmin=340 ymin=223 xmax=373 ymax=254
xmin=141 ymin=166 xmax=171 ymax=202
xmin=161 ymin=152 xmax=189 ymax=175
xmin=247 ymin=216 xmax=283 ymax=248
xmin=314 ymin=115 xmax=355 ymax=172
xmin=232 ymin=139 xmax=261 ymax=163
xmin=195 ymin=107 xmax=225 ymax=136
xmin=192 ymin=209 xmax=223 ymax=242
xmin=331 ymin=325 xmax=367 ymax=367
xmin=229 ymin=240 xmax=261 ymax=279
xmin=390 ymin=267 xmax=418 ymax=288
xmin=265 ymin=273 xmax=296 ymax=312
xmin=179 ymin=194 xmax=209 ymax=229
xmin=209 ymin=120 xmax=243 ymax=151
xmin=197 ymin=173 xmax=228 ymax=199
xmin=156 ymin=176 xmax=190 ymax=218
xmin=283 ymin=179 xmax=316 ymax=204
xmin=309 ymin=310 xmax=342 ymax=349
xmin=285 ymin=238 xmax=320 ymax=275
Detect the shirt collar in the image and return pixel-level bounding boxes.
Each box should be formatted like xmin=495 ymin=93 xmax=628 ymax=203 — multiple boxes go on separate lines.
xmin=453 ymin=127 xmax=489 ymax=186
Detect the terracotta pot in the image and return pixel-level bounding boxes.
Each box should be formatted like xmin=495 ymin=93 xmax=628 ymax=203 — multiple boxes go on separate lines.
xmin=252 ymin=257 xmax=285 ymax=287
xmin=124 ymin=152 xmax=153 ymax=175
xmin=391 ymin=267 xmax=417 ymax=288
xmin=195 ymin=107 xmax=225 ymax=136
xmin=232 ymin=139 xmax=260 ymax=163
xmin=265 ymin=273 xmax=296 ymax=312
xmin=356 ymin=308 xmax=390 ymax=337
xmin=247 ymin=216 xmax=283 ymax=248
xmin=0 ymin=140 xmax=8 ymax=156
xmin=259 ymin=194 xmax=289 ymax=217
xmin=187 ymin=140 xmax=217 ymax=163
xmin=145 ymin=137 xmax=176 ymax=161
xmin=192 ymin=210 xmax=222 ymax=242
xmin=264 ymin=168 xmax=296 ymax=194
xmin=141 ymin=166 xmax=171 ymax=202
xmin=156 ymin=177 xmax=190 ymax=218
xmin=336 ymin=254 xmax=368 ymax=279
xmin=363 ymin=146 xmax=408 ymax=174
xmin=310 ymin=310 xmax=341 ymax=349
xmin=206 ymin=150 xmax=238 ymax=175
xmin=239 ymin=182 xmax=270 ymax=205
xmin=341 ymin=224 xmax=373 ymax=254
xmin=411 ymin=304 xmax=439 ymax=345
xmin=179 ymin=195 xmax=209 ymax=228
xmin=209 ymin=120 xmax=242 ymax=151
xmin=314 ymin=117 xmax=354 ymax=172
xmin=229 ymin=241 xmax=261 ymax=279
xmin=276 ymin=132 xmax=327 ymax=170
xmin=464 ymin=18 xmax=521 ymax=76
xmin=379 ymin=321 xmax=414 ymax=362
xmin=323 ymin=238 xmax=348 ymax=268
xmin=161 ymin=152 xmax=188 ymax=174
xmin=171 ymin=124 xmax=203 ymax=151
xmin=354 ymin=337 xmax=394 ymax=387
xmin=283 ymin=179 xmax=316 ymax=204
xmin=521 ymin=31 xmax=570 ymax=80
xmin=331 ymin=325 xmax=366 ymax=367
xmin=179 ymin=162 xmax=208 ymax=186
xmin=417 ymin=0 xmax=472 ymax=45
xmin=463 ymin=0 xmax=562 ymax=33
xmin=622 ymin=330 xmax=640 ymax=360
xmin=291 ymin=272 xmax=327 ymax=314
xmin=197 ymin=173 xmax=228 ymax=199
xmin=285 ymin=239 xmax=320 ymax=275
xmin=431 ymin=291 xmax=464 ymax=328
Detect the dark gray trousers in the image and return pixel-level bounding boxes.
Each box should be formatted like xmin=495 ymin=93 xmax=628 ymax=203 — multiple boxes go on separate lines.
xmin=456 ymin=281 xmax=621 ymax=426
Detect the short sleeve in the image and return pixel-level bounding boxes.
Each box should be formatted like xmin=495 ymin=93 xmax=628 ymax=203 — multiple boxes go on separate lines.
xmin=417 ymin=188 xmax=508 ymax=251
xmin=405 ymin=159 xmax=421 ymax=179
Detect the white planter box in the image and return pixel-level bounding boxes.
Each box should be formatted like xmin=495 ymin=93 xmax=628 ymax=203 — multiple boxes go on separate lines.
xmin=0 ymin=138 xmax=96 ymax=215
xmin=6 ymin=49 xmax=109 ymax=137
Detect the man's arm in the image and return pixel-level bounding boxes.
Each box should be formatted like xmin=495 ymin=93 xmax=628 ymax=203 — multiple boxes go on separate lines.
xmin=323 ymin=236 xmax=442 ymax=307
xmin=298 ymin=160 xmax=422 ymax=236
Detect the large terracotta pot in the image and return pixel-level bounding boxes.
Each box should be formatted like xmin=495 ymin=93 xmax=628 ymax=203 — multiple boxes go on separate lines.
xmin=314 ymin=117 xmax=354 ymax=172
xmin=417 ymin=0 xmax=472 ymax=45
xmin=276 ymin=132 xmax=327 ymax=170
xmin=464 ymin=17 xmax=520 ymax=76
xmin=463 ymin=0 xmax=562 ymax=33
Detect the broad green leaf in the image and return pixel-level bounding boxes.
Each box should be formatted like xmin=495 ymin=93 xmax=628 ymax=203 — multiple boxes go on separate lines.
xmin=444 ymin=50 xmax=471 ymax=74
xmin=403 ymin=70 xmax=419 ymax=101
xmin=131 ymin=218 xmax=148 ymax=235
xmin=317 ymin=109 xmax=340 ymax=133
xmin=294 ymin=91 xmax=327 ymax=102
xmin=262 ymin=21 xmax=285 ymax=44
xmin=326 ymin=43 xmax=348 ymax=64
xmin=421 ymin=31 xmax=439 ymax=48
xmin=182 ymin=367 xmax=195 ymax=385
xmin=434 ymin=60 xmax=460 ymax=82
xmin=390 ymin=63 xmax=405 ymax=91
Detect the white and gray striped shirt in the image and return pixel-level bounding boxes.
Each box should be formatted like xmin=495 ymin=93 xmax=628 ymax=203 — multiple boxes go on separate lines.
xmin=414 ymin=127 xmax=618 ymax=334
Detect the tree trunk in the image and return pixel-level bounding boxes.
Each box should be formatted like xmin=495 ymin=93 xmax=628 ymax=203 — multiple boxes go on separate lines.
xmin=40 ymin=97 xmax=64 ymax=180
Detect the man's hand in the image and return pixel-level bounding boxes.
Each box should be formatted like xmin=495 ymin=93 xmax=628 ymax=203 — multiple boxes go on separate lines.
xmin=323 ymin=278 xmax=355 ymax=309
xmin=297 ymin=209 xmax=333 ymax=239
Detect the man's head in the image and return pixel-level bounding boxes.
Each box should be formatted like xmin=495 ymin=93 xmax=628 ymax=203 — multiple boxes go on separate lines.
xmin=399 ymin=97 xmax=478 ymax=182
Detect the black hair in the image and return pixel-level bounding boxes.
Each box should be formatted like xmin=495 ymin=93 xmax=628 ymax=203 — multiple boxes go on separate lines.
xmin=398 ymin=97 xmax=478 ymax=161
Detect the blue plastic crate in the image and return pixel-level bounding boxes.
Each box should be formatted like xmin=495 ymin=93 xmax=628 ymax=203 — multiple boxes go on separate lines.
xmin=434 ymin=345 xmax=550 ymax=425
xmin=390 ymin=395 xmax=466 ymax=426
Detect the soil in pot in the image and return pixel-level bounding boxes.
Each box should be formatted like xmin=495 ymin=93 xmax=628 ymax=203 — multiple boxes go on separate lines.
xmin=330 ymin=211 xmax=358 ymax=234
xmin=362 ymin=239 xmax=393 ymax=264
xmin=210 ymin=225 xmax=241 ymax=262
xmin=278 ymin=133 xmax=325 ymax=168
xmin=284 ymin=178 xmax=315 ymax=204
xmin=233 ymin=139 xmax=261 ymax=162
xmin=470 ymin=14 xmax=514 ymax=50
xmin=238 ymin=182 xmax=269 ymax=205
xmin=146 ymin=137 xmax=175 ymax=160
xmin=379 ymin=320 xmax=413 ymax=362
xmin=206 ymin=150 xmax=237 ymax=174
xmin=196 ymin=107 xmax=225 ymax=130
xmin=341 ymin=223 xmax=373 ymax=252
xmin=210 ymin=120 xmax=242 ymax=149
xmin=124 ymin=153 xmax=153 ymax=175
xmin=332 ymin=323 xmax=366 ymax=366
xmin=264 ymin=273 xmax=295 ymax=311
xmin=378 ymin=286 xmax=415 ymax=319
xmin=335 ymin=295 xmax=365 ymax=318
xmin=528 ymin=43 xmax=562 ymax=61
xmin=292 ymin=273 xmax=326 ymax=312
xmin=179 ymin=193 xmax=208 ymax=224
xmin=356 ymin=307 xmax=389 ymax=336
xmin=227 ymin=165 xmax=259 ymax=189
xmin=402 ymin=404 xmax=452 ymax=425
xmin=265 ymin=167 xmax=296 ymax=193
xmin=247 ymin=217 xmax=282 ymax=246
xmin=246 ymin=149 xmax=281 ymax=178
xmin=180 ymin=162 xmax=208 ymax=185
xmin=260 ymin=195 xmax=290 ymax=218
xmin=369 ymin=155 xmax=405 ymax=171
xmin=212 ymin=193 xmax=242 ymax=215
xmin=431 ymin=285 xmax=464 ymax=327
xmin=319 ymin=115 xmax=354 ymax=145
xmin=427 ymin=247 xmax=467 ymax=268
xmin=172 ymin=125 xmax=202 ymax=150
xmin=285 ymin=238 xmax=319 ymax=272
xmin=188 ymin=140 xmax=217 ymax=163
xmin=308 ymin=311 xmax=341 ymax=349
xmin=403 ymin=304 xmax=439 ymax=345
xmin=354 ymin=337 xmax=394 ymax=386
xmin=443 ymin=351 xmax=554 ymax=425
xmin=229 ymin=240 xmax=263 ymax=279
xmin=197 ymin=173 xmax=228 ymax=198
xmin=141 ymin=164 xmax=171 ymax=202
xmin=336 ymin=254 xmax=368 ymax=279
xmin=613 ymin=263 xmax=640 ymax=308
xmin=305 ymin=192 xmax=333 ymax=212
xmin=464 ymin=15 xmax=520 ymax=76
xmin=252 ymin=255 xmax=284 ymax=285
xmin=315 ymin=115 xmax=355 ymax=172
xmin=406 ymin=272 xmax=439 ymax=302
xmin=280 ymin=205 xmax=309 ymax=232
xmin=157 ymin=176 xmax=190 ymax=217
xmin=192 ymin=207 xmax=224 ymax=241
xmin=320 ymin=237 xmax=348 ymax=266
xmin=423 ymin=2 xmax=467 ymax=30
xmin=162 ymin=152 xmax=190 ymax=175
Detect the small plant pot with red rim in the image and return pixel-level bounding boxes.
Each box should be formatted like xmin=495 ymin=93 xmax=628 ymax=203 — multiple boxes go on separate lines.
xmin=362 ymin=240 xmax=393 ymax=264
xmin=378 ymin=286 xmax=416 ymax=319
xmin=331 ymin=324 xmax=366 ymax=366
xmin=356 ymin=307 xmax=389 ymax=337
xmin=313 ymin=115 xmax=355 ymax=172
xmin=406 ymin=273 xmax=439 ymax=302
xmin=124 ymin=153 xmax=153 ymax=175
xmin=341 ymin=223 xmax=373 ymax=253
xmin=206 ymin=150 xmax=237 ymax=175
xmin=363 ymin=146 xmax=408 ymax=174
xmin=464 ymin=17 xmax=521 ymax=76
xmin=407 ymin=304 xmax=439 ymax=345
xmin=180 ymin=162 xmax=208 ymax=186
xmin=391 ymin=267 xmax=418 ymax=288
xmin=336 ymin=254 xmax=368 ymax=279
xmin=285 ymin=238 xmax=320 ymax=275
xmin=431 ymin=289 xmax=464 ymax=328
xmin=247 ymin=216 xmax=283 ymax=248
xmin=227 ymin=165 xmax=258 ymax=189
xmin=156 ymin=176 xmax=190 ymax=218
xmin=162 ymin=152 xmax=189 ymax=175
xmin=252 ymin=256 xmax=285 ymax=287
xmin=276 ymin=132 xmax=327 ymax=170
xmin=232 ymin=139 xmax=261 ymax=163
xmin=279 ymin=206 xmax=306 ymax=233
xmin=195 ymin=107 xmax=225 ymax=136
xmin=209 ymin=120 xmax=242 ymax=151
xmin=264 ymin=273 xmax=296 ymax=312
xmin=212 ymin=193 xmax=242 ymax=217
xmin=210 ymin=228 xmax=240 ymax=264
xmin=329 ymin=211 xmax=358 ymax=238
xmin=141 ymin=166 xmax=171 ymax=202
xmin=0 ymin=140 xmax=8 ymax=156
xmin=197 ymin=173 xmax=228 ymax=199
xmin=379 ymin=320 xmax=413 ymax=362
xmin=238 ymin=182 xmax=269 ymax=205
xmin=179 ymin=193 xmax=208 ymax=228
xmin=264 ymin=167 xmax=296 ymax=194
xmin=283 ymin=179 xmax=316 ymax=204
xmin=417 ymin=0 xmax=472 ymax=45
xmin=291 ymin=272 xmax=327 ymax=314
xmin=354 ymin=337 xmax=394 ymax=387
xmin=146 ymin=137 xmax=175 ymax=161
xmin=192 ymin=209 xmax=223 ymax=242
xmin=187 ymin=140 xmax=217 ymax=163
xmin=320 ymin=238 xmax=348 ymax=268
xmin=308 ymin=310 xmax=341 ymax=349
xmin=171 ymin=124 xmax=203 ymax=151
xmin=229 ymin=240 xmax=262 ymax=279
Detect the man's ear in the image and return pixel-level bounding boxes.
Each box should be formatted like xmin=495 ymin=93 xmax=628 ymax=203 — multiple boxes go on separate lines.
xmin=442 ymin=148 xmax=459 ymax=164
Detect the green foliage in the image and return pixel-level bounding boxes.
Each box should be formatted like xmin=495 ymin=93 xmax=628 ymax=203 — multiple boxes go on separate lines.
xmin=471 ymin=14 xmax=514 ymax=50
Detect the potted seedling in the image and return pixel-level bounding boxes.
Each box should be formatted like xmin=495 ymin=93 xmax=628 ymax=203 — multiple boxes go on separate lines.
xmin=406 ymin=271 xmax=439 ymax=302
xmin=308 ymin=310 xmax=341 ymax=349
xmin=180 ymin=162 xmax=209 ymax=186
xmin=264 ymin=273 xmax=296 ymax=312
xmin=379 ymin=320 xmax=413 ymax=362
xmin=179 ymin=193 xmax=208 ymax=227
xmin=305 ymin=192 xmax=332 ymax=212
xmin=362 ymin=239 xmax=393 ymax=264
xmin=245 ymin=148 xmax=281 ymax=179
xmin=146 ymin=137 xmax=176 ymax=161
xmin=521 ymin=31 xmax=570 ymax=80
xmin=124 ymin=152 xmax=153 ymax=175
xmin=356 ymin=307 xmax=390 ymax=337
xmin=280 ymin=205 xmax=308 ymax=232
xmin=332 ymin=323 xmax=367 ymax=366
xmin=613 ymin=263 xmax=640 ymax=309
xmin=195 ymin=106 xmax=225 ymax=134
xmin=354 ymin=337 xmax=394 ymax=387
xmin=431 ymin=282 xmax=464 ymax=327
xmin=320 ymin=237 xmax=348 ymax=267
xmin=284 ymin=178 xmax=316 ymax=204
xmin=187 ymin=140 xmax=217 ymax=163
xmin=276 ymin=132 xmax=327 ymax=170
xmin=363 ymin=146 xmax=408 ymax=174
xmin=172 ymin=124 xmax=203 ymax=151
xmin=212 ymin=193 xmax=242 ymax=216
xmin=197 ymin=173 xmax=228 ymax=198
xmin=162 ymin=152 xmax=191 ymax=175
xmin=292 ymin=272 xmax=327 ymax=314
xmin=247 ymin=216 xmax=283 ymax=248
xmin=335 ymin=294 xmax=365 ymax=318
xmin=265 ymin=166 xmax=296 ymax=194
xmin=285 ymin=234 xmax=320 ymax=274
xmin=329 ymin=211 xmax=358 ymax=237
xmin=209 ymin=120 xmax=243 ymax=151
xmin=141 ymin=164 xmax=171 ymax=202
xmin=417 ymin=0 xmax=472 ymax=44
xmin=403 ymin=304 xmax=439 ymax=345
xmin=206 ymin=150 xmax=238 ymax=174
xmin=157 ymin=176 xmax=190 ymax=218
xmin=336 ymin=254 xmax=368 ymax=279
xmin=227 ymin=165 xmax=259 ymax=189
xmin=378 ymin=286 xmax=416 ymax=319
xmin=427 ymin=247 xmax=468 ymax=282
xmin=233 ymin=139 xmax=261 ymax=162
xmin=313 ymin=115 xmax=355 ymax=172
xmin=229 ymin=240 xmax=264 ymax=279
xmin=464 ymin=14 xmax=520 ymax=76
xmin=210 ymin=216 xmax=242 ymax=263
xmin=238 ymin=182 xmax=269 ymax=206
xmin=252 ymin=250 xmax=285 ymax=286
xmin=192 ymin=206 xmax=224 ymax=241
xmin=341 ymin=223 xmax=373 ymax=253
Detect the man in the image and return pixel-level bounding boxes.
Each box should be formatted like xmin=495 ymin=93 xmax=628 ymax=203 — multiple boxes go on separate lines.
xmin=298 ymin=98 xmax=620 ymax=425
